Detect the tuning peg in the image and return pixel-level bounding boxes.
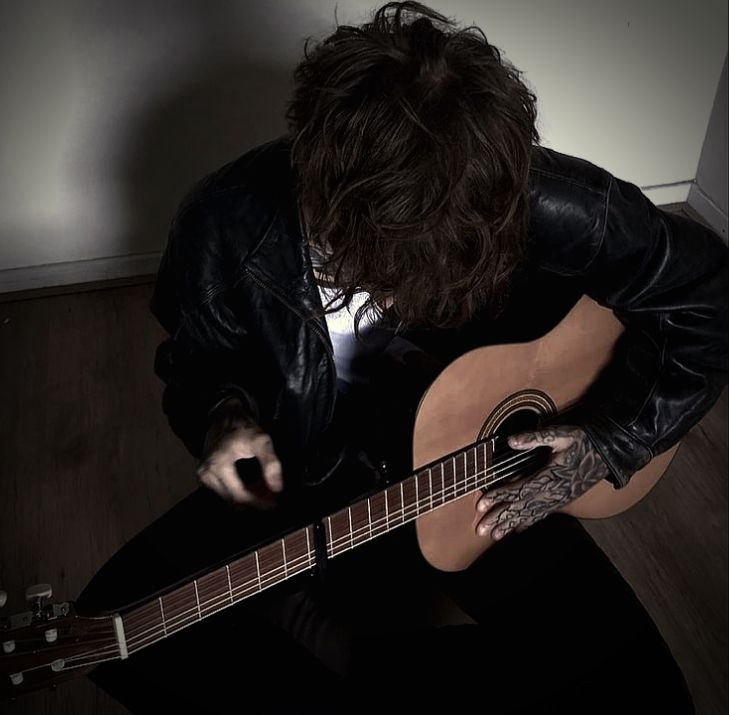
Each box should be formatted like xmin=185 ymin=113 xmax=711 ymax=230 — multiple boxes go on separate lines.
xmin=0 ymin=590 xmax=7 ymax=608
xmin=25 ymin=584 xmax=52 ymax=602
xmin=25 ymin=583 xmax=53 ymax=619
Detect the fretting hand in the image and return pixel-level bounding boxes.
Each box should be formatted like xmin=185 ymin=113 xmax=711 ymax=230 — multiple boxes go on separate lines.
xmin=475 ymin=425 xmax=611 ymax=540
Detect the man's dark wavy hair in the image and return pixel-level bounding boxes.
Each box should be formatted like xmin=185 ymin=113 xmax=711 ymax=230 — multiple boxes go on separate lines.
xmin=285 ymin=1 xmax=540 ymax=337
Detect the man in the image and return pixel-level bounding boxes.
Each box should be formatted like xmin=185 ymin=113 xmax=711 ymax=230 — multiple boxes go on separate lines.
xmin=78 ymin=2 xmax=727 ymax=712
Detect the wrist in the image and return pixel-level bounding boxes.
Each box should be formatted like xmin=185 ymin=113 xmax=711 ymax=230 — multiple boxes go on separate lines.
xmin=203 ymin=398 xmax=257 ymax=457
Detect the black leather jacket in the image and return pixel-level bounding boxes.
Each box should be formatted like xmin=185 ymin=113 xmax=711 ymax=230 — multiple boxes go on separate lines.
xmin=150 ymin=135 xmax=728 ymax=490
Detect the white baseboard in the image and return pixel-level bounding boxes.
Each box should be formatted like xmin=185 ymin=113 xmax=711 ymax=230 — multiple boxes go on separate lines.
xmin=640 ymin=181 xmax=691 ymax=205
xmin=687 ymin=183 xmax=728 ymax=244
xmin=0 ymin=251 xmax=162 ymax=295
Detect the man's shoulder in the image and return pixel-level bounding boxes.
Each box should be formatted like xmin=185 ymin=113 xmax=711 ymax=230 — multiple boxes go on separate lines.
xmin=175 ymin=135 xmax=294 ymax=219
xmin=527 ymin=145 xmax=613 ymax=275
xmin=530 ymin=145 xmax=611 ymax=194
xmin=167 ymin=135 xmax=297 ymax=268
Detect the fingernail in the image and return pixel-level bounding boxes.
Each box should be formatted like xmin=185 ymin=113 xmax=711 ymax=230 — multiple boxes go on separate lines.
xmin=493 ymin=529 xmax=502 ymax=540
xmin=478 ymin=524 xmax=488 ymax=536
xmin=478 ymin=499 xmax=490 ymax=512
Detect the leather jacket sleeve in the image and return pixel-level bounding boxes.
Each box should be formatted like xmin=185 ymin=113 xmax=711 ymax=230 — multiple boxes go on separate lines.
xmin=149 ymin=197 xmax=262 ymax=461
xmin=542 ymin=172 xmax=729 ymax=487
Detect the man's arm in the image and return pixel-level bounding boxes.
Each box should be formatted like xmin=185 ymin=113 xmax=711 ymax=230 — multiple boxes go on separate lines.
xmin=475 ymin=169 xmax=727 ymax=539
xmin=567 ymin=174 xmax=728 ymax=487
xmin=149 ymin=196 xmax=262 ymax=461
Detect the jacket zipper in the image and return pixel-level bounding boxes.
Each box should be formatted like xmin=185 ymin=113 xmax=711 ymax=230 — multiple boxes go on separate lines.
xmin=243 ymin=267 xmax=337 ymax=428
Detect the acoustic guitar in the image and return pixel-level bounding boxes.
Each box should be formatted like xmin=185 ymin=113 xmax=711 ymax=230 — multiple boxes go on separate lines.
xmin=0 ymin=295 xmax=680 ymax=701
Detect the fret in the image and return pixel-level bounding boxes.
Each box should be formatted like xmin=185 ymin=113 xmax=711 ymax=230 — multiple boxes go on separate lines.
xmin=158 ymin=586 xmax=196 ymax=634
xmin=443 ymin=461 xmax=450 ymax=505
xmin=158 ymin=597 xmax=167 ymax=637
xmin=258 ymin=541 xmax=286 ymax=589
xmin=414 ymin=470 xmax=425 ymax=515
xmin=255 ymin=551 xmax=263 ymax=591
xmin=478 ymin=441 xmax=488 ymax=489
xmin=398 ymin=481 xmax=405 ymax=525
xmin=326 ymin=516 xmax=333 ymax=557
xmin=443 ymin=454 xmax=455 ymax=503
xmin=197 ymin=569 xmax=231 ymax=617
xmin=428 ymin=468 xmax=434 ymax=511
xmin=384 ymin=488 xmax=390 ymax=529
xmin=465 ymin=446 xmax=476 ymax=494
xmin=401 ymin=477 xmax=416 ymax=522
xmin=226 ymin=565 xmax=234 ymax=604
xmin=228 ymin=553 xmax=259 ymax=600
xmin=367 ymin=498 xmax=373 ymax=540
xmin=348 ymin=506 xmax=354 ymax=549
xmin=438 ymin=462 xmax=445 ymax=507
xmin=305 ymin=525 xmax=313 ymax=567
xmin=350 ymin=502 xmax=369 ymax=547
xmin=193 ymin=581 xmax=202 ymax=620
xmin=282 ymin=538 xmax=288 ymax=579
xmin=282 ymin=528 xmax=312 ymax=574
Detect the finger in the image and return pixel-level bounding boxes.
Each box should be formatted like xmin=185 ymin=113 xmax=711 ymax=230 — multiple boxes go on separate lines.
xmin=249 ymin=433 xmax=284 ymax=492
xmin=478 ymin=505 xmax=528 ymax=541
xmin=197 ymin=462 xmax=237 ymax=502
xmin=508 ymin=429 xmax=573 ymax=452
xmin=476 ymin=490 xmax=519 ymax=512
xmin=477 ymin=475 xmax=534 ymax=511
xmin=495 ymin=510 xmax=546 ymax=539
xmin=476 ymin=502 xmax=522 ymax=537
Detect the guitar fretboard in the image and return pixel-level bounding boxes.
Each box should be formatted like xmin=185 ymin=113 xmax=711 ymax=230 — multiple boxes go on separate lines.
xmin=68 ymin=437 xmax=540 ymax=669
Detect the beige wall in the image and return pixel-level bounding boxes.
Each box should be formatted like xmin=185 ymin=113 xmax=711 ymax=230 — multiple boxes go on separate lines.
xmin=1 ymin=0 xmax=726 ymax=291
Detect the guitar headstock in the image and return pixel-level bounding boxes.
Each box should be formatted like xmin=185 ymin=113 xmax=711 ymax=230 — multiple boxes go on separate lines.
xmin=0 ymin=585 xmax=114 ymax=702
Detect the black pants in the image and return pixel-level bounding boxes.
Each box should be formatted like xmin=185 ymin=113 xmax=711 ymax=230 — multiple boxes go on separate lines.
xmin=77 ymin=480 xmax=694 ymax=714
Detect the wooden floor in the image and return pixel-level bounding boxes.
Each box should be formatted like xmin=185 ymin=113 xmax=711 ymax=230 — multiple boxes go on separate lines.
xmin=0 ymin=203 xmax=726 ymax=714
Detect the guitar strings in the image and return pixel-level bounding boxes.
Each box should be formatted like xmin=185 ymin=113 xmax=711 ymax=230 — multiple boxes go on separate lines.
xmin=67 ymin=446 xmax=542 ymax=656
xmin=86 ymin=445 xmax=541 ymax=646
xmin=46 ymin=446 xmax=547 ymax=672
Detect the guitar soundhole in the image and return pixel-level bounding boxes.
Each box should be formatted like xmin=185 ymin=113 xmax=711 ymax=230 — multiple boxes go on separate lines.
xmin=496 ymin=408 xmax=541 ymax=439
xmin=490 ymin=408 xmax=552 ymax=484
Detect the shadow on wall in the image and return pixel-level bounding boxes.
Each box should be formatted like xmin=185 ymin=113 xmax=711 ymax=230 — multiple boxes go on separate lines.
xmin=117 ymin=3 xmax=300 ymax=261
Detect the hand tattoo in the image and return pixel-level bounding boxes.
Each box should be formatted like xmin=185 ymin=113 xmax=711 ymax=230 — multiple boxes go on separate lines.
xmin=475 ymin=426 xmax=611 ymax=540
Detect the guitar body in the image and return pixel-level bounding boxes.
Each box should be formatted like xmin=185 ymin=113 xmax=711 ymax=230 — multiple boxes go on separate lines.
xmin=412 ymin=295 xmax=680 ymax=572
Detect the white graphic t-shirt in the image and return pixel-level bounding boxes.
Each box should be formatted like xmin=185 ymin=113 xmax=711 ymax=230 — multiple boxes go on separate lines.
xmin=308 ymin=245 xmax=394 ymax=393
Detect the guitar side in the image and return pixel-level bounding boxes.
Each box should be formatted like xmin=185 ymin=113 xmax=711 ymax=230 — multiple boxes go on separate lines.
xmin=413 ymin=295 xmax=680 ymax=572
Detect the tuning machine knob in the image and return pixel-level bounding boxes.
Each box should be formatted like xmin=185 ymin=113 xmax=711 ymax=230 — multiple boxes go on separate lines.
xmin=25 ymin=583 xmax=53 ymax=619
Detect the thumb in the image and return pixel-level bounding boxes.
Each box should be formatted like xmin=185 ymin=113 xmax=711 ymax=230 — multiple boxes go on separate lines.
xmin=507 ymin=428 xmax=573 ymax=452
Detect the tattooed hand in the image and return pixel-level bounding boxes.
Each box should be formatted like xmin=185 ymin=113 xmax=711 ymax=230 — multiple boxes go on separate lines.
xmin=475 ymin=425 xmax=611 ymax=541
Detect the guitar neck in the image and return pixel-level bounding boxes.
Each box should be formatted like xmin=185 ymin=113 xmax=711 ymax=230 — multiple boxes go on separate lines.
xmin=84 ymin=436 xmax=539 ymax=666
